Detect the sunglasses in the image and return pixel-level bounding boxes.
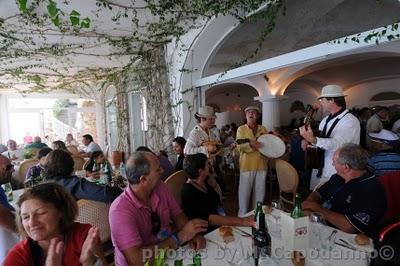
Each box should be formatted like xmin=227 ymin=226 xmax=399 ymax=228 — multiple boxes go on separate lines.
xmin=5 ymin=164 xmax=14 ymax=172
xmin=151 ymin=211 xmax=161 ymax=236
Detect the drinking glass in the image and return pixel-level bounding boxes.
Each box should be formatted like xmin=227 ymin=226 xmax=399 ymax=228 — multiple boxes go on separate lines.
xmin=309 ymin=212 xmax=326 ymax=250
xmin=269 ymin=200 xmax=281 ymax=239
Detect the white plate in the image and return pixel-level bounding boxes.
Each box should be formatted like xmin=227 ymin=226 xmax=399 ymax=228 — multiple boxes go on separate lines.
xmin=257 ymin=134 xmax=286 ymax=158
xmin=346 ymin=235 xmax=374 ymax=252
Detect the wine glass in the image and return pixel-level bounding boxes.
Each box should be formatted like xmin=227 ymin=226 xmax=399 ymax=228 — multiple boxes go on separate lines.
xmin=309 ymin=212 xmax=326 ymax=250
xmin=269 ymin=200 xmax=281 ymax=239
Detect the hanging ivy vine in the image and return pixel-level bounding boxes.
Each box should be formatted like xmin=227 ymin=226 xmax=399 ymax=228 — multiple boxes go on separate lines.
xmin=0 ymin=0 xmax=288 ymax=152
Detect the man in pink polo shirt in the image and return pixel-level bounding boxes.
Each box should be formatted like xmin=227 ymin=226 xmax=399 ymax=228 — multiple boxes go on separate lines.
xmin=109 ymin=151 xmax=208 ymax=266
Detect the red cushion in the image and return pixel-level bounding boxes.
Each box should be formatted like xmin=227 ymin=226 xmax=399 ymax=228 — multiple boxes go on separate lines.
xmin=379 ymin=172 xmax=400 ymax=219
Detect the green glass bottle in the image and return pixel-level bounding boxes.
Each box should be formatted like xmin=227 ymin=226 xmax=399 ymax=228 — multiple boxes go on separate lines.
xmin=174 ymin=259 xmax=183 ymax=266
xmin=253 ymin=201 xmax=271 ymax=266
xmin=193 ymin=253 xmax=202 ymax=266
xmin=291 ymin=193 xmax=304 ymax=218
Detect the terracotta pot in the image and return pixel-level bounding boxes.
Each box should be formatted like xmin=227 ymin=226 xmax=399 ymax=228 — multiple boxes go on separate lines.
xmin=112 ymin=151 xmax=125 ymax=167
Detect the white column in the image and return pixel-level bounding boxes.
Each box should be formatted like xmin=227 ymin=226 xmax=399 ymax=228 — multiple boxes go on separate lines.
xmin=254 ymin=95 xmax=287 ymax=130
xmin=95 ymin=95 xmax=106 ymax=150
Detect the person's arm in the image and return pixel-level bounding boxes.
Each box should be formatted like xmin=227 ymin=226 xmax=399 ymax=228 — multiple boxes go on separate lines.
xmin=301 ymin=201 xmax=357 ymax=233
xmin=316 ymin=117 xmax=360 ymax=151
xmin=208 ymin=214 xmax=253 ymax=227
xmin=80 ymin=227 xmax=108 ymax=266
xmin=65 ymin=177 xmax=122 ymax=203
xmin=122 ymin=218 xmax=208 ymax=266
xmin=0 ymin=204 xmax=16 ymax=233
xmin=236 ymin=126 xmax=254 ymax=153
xmin=183 ymin=130 xmax=209 ymax=156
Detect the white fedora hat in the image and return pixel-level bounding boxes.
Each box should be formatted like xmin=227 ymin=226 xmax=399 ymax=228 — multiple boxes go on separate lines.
xmin=318 ymin=85 xmax=347 ymax=99
xmin=195 ymin=106 xmax=216 ymax=118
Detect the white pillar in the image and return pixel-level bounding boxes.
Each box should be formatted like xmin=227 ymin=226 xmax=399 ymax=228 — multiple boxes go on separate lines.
xmin=254 ymin=95 xmax=287 ymax=130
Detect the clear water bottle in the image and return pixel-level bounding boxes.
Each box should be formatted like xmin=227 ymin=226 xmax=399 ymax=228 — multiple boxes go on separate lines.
xmin=119 ymin=162 xmax=126 ymax=179
xmin=99 ymin=163 xmax=108 ymax=185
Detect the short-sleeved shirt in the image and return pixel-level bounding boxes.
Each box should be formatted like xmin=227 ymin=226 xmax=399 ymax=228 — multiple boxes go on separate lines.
xmin=4 ymin=223 xmax=91 ymax=266
xmin=109 ymin=183 xmax=182 ymax=266
xmin=83 ymin=141 xmax=102 ymax=153
xmin=181 ymin=182 xmax=221 ymax=233
xmin=317 ymin=172 xmax=386 ymax=234
xmin=367 ymin=149 xmax=400 ymax=177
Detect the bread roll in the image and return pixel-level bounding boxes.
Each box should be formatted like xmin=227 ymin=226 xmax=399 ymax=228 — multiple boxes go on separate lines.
xmin=219 ymin=226 xmax=234 ymax=243
xmin=355 ymin=234 xmax=370 ymax=246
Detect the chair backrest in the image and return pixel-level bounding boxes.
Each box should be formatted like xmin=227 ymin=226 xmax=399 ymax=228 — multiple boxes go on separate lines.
xmin=67 ymin=145 xmax=79 ymax=155
xmin=75 ymin=199 xmax=111 ymax=242
xmin=275 ymin=159 xmax=299 ymax=207
xmin=164 ymin=170 xmax=188 ymax=206
xmin=18 ymin=159 xmax=39 ymax=183
xmin=379 ymin=171 xmax=400 ymax=219
xmin=72 ymin=156 xmax=86 ymax=171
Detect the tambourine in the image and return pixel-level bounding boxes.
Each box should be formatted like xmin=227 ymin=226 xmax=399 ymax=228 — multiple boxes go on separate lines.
xmin=256 ymin=134 xmax=286 ymax=158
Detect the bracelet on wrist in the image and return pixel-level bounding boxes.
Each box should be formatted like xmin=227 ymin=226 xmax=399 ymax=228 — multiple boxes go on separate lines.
xmin=171 ymin=233 xmax=181 ymax=247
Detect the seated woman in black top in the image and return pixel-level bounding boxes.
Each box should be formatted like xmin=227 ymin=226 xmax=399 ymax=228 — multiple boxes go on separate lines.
xmin=181 ymin=153 xmax=253 ymax=233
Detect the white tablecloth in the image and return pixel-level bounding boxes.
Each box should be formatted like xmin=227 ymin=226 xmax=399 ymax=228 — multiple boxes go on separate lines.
xmin=165 ymin=212 xmax=372 ymax=266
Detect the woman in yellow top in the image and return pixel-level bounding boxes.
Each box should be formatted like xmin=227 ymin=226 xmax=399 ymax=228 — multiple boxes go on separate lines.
xmin=236 ymin=106 xmax=268 ymax=216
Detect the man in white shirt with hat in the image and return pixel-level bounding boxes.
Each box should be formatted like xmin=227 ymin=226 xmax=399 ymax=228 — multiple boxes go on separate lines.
xmin=184 ymin=106 xmax=220 ymax=157
xmin=300 ymin=84 xmax=360 ymax=186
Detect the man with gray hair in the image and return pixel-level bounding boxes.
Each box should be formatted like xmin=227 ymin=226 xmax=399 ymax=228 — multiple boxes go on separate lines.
xmin=302 ymin=144 xmax=386 ymax=235
xmin=109 ymin=151 xmax=207 ymax=266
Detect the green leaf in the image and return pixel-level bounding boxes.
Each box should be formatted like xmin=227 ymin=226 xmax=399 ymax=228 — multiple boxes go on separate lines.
xmin=47 ymin=1 xmax=58 ymax=18
xmin=70 ymin=10 xmax=80 ymax=17
xmin=17 ymin=0 xmax=28 ymax=12
xmin=52 ymin=15 xmax=60 ymax=27
xmin=70 ymin=16 xmax=79 ymax=26
xmin=80 ymin=17 xmax=91 ymax=28
xmin=70 ymin=10 xmax=80 ymax=26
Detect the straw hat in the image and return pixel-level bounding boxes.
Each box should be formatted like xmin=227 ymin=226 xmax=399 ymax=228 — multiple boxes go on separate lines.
xmin=195 ymin=106 xmax=216 ymax=118
xmin=318 ymin=85 xmax=347 ymax=99
xmin=244 ymin=106 xmax=260 ymax=113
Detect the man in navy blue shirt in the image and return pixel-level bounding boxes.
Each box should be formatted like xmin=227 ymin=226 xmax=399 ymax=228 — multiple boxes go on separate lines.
xmin=368 ymin=129 xmax=400 ymax=177
xmin=302 ymin=144 xmax=386 ymax=235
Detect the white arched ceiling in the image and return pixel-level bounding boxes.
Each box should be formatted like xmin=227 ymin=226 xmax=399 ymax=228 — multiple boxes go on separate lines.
xmin=279 ymin=52 xmax=400 ymax=96
xmin=205 ymin=0 xmax=400 ymax=76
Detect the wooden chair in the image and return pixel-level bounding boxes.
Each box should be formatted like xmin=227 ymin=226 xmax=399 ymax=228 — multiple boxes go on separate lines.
xmin=164 ymin=170 xmax=188 ymax=207
xmin=18 ymin=159 xmax=39 ymax=184
xmin=72 ymin=156 xmax=86 ymax=171
xmin=275 ymin=159 xmax=299 ymax=211
xmin=67 ymin=145 xmax=79 ymax=155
